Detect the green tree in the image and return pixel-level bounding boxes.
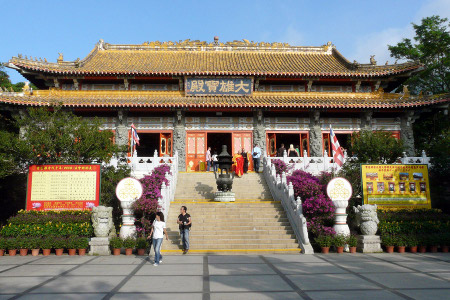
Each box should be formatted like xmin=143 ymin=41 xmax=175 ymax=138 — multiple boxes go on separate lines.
xmin=388 ymin=15 xmax=450 ymax=94
xmin=0 ymin=106 xmax=126 ymax=177
xmin=0 ymin=63 xmax=38 ymax=92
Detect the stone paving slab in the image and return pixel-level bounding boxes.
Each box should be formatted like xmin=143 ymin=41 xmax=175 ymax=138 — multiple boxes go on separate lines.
xmin=305 ymin=290 xmax=405 ymax=300
xmin=399 ymin=288 xmax=450 ymax=300
xmin=274 ymin=262 xmax=347 ymax=275
xmin=207 ymin=255 xmax=264 ymax=264
xmin=287 ymin=273 xmax=379 ymax=291
xmin=264 ymin=254 xmax=325 ymax=263
xmin=18 ymin=294 xmax=107 ymax=300
xmin=330 ymin=261 xmax=413 ymax=273
xmin=29 ymin=256 xmax=93 ymax=265
xmin=67 ymin=264 xmax=137 ymax=276
xmin=0 ymin=276 xmax=52 ymax=294
xmin=0 ymin=257 xmax=40 ymax=265
xmin=210 ymin=292 xmax=302 ymax=300
xmin=395 ymin=260 xmax=450 ymax=272
xmin=208 ymin=263 xmax=276 ymax=275
xmin=209 ymin=275 xmax=292 ymax=292
xmin=136 ymin=263 xmax=204 ymax=276
xmin=119 ymin=275 xmax=203 ymax=293
xmin=29 ymin=276 xmax=125 ymax=293
xmin=363 ymin=272 xmax=450 ymax=289
xmin=0 ymin=264 xmax=76 ymax=277
xmin=111 ymin=293 xmax=203 ymax=300
xmin=0 ymin=265 xmax=17 ymax=272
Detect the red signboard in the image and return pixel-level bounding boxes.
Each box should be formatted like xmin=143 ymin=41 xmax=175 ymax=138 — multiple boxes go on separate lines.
xmin=26 ymin=164 xmax=101 ymax=211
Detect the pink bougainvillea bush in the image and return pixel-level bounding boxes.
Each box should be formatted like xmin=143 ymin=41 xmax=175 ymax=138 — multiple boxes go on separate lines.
xmin=132 ymin=164 xmax=171 ymax=237
xmin=287 ymin=170 xmax=335 ymax=237
xmin=271 ymin=159 xmax=291 ymax=175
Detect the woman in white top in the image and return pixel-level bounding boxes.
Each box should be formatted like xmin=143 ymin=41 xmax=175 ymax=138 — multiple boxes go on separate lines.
xmin=148 ymin=211 xmax=168 ymax=266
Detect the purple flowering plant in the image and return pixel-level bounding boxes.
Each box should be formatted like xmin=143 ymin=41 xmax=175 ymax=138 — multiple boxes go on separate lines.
xmin=271 ymin=159 xmax=293 ymax=175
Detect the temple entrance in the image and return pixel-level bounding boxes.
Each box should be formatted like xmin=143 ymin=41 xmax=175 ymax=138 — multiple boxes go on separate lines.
xmin=135 ymin=131 xmax=173 ymax=157
xmin=322 ymin=132 xmax=352 ymax=155
xmin=186 ymin=131 xmax=253 ymax=172
xmin=207 ymin=133 xmax=231 ymax=156
xmin=266 ymin=132 xmax=309 ymax=157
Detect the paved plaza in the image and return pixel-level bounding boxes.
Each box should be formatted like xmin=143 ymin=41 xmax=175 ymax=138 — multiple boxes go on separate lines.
xmin=0 ymin=253 xmax=449 ymax=300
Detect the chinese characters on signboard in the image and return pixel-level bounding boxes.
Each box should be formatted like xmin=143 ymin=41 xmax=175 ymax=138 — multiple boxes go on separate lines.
xmin=361 ymin=164 xmax=431 ymax=209
xmin=26 ymin=164 xmax=101 ymax=211
xmin=185 ymin=78 xmax=253 ymax=96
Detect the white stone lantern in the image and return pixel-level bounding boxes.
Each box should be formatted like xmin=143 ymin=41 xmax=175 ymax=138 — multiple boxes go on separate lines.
xmin=115 ymin=177 xmax=143 ymax=239
xmin=326 ymin=177 xmax=353 ymax=237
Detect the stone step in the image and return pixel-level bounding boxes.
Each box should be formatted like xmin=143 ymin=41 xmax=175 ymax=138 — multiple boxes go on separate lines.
xmin=163 ymin=243 xmax=300 ymax=250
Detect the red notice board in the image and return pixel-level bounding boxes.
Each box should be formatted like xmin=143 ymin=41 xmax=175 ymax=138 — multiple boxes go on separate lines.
xmin=26 ymin=164 xmax=101 ymax=211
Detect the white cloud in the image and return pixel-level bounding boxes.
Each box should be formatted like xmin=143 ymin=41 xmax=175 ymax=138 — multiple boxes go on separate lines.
xmin=349 ymin=0 xmax=449 ymax=65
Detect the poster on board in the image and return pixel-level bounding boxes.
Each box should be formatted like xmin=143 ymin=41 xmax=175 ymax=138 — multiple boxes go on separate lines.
xmin=361 ymin=164 xmax=431 ymax=209
xmin=26 ymin=164 xmax=101 ymax=211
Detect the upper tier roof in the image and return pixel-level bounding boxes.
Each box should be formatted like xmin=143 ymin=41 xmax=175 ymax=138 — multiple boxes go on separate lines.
xmin=7 ymin=39 xmax=421 ymax=78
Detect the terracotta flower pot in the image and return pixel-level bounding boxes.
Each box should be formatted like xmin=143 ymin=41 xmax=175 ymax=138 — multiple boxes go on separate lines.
xmin=125 ymin=248 xmax=133 ymax=255
xmin=31 ymin=249 xmax=40 ymax=256
xmin=8 ymin=249 xmax=17 ymax=256
xmin=336 ymin=246 xmax=344 ymax=254
xmin=68 ymin=249 xmax=76 ymax=256
xmin=78 ymin=249 xmax=86 ymax=256
xmin=397 ymin=246 xmax=406 ymax=253
xmin=409 ymin=246 xmax=417 ymax=253
xmin=321 ymin=247 xmax=330 ymax=254
xmin=42 ymin=249 xmax=51 ymax=256
xmin=349 ymin=247 xmax=357 ymax=253
xmin=418 ymin=245 xmax=427 ymax=253
xmin=441 ymin=245 xmax=449 ymax=253
xmin=55 ymin=248 xmax=64 ymax=256
xmin=0 ymin=249 xmax=4 ymax=256
xmin=430 ymin=246 xmax=438 ymax=253
xmin=19 ymin=249 xmax=29 ymax=256
xmin=112 ymin=248 xmax=121 ymax=256
xmin=137 ymin=248 xmax=146 ymax=256
xmin=385 ymin=246 xmax=394 ymax=253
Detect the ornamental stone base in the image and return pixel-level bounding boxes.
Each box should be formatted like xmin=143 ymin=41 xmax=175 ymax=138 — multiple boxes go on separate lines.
xmin=214 ymin=191 xmax=235 ymax=202
xmin=89 ymin=237 xmax=111 ymax=255
xmin=357 ymin=235 xmax=382 ymax=253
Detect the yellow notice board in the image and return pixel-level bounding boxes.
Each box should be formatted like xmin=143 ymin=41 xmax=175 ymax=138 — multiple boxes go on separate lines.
xmin=361 ymin=164 xmax=431 ymax=209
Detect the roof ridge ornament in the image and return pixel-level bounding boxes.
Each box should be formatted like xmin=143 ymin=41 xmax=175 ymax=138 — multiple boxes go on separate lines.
xmin=57 ymin=53 xmax=63 ymax=64
xmin=98 ymin=39 xmax=105 ymax=50
xmin=370 ymin=55 xmax=377 ymax=65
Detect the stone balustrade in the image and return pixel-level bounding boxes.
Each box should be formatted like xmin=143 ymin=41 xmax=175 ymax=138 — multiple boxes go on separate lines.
xmin=263 ymin=156 xmax=314 ymax=254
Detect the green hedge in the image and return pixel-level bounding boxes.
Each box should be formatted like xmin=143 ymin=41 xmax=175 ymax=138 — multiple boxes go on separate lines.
xmin=0 ymin=210 xmax=93 ymax=238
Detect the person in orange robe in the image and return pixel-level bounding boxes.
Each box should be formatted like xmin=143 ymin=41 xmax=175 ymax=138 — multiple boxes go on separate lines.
xmin=235 ymin=153 xmax=244 ymax=177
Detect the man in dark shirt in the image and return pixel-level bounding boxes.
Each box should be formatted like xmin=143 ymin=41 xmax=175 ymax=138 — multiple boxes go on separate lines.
xmin=278 ymin=143 xmax=286 ymax=157
xmin=177 ymin=206 xmax=192 ymax=254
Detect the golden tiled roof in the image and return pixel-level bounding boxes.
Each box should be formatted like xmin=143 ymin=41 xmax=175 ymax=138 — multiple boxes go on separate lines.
xmin=0 ymin=90 xmax=447 ymax=109
xmin=7 ymin=40 xmax=421 ymax=78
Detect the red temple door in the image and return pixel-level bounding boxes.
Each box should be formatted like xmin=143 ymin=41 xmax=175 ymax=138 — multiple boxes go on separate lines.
xmin=159 ymin=133 xmax=172 ymax=156
xmin=267 ymin=133 xmax=277 ymax=157
xmin=186 ymin=132 xmax=206 ymax=171
xmin=232 ymin=132 xmax=253 ymax=171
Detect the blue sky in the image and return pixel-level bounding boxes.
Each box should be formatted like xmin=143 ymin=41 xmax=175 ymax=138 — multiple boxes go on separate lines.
xmin=1 ymin=0 xmax=449 ymax=83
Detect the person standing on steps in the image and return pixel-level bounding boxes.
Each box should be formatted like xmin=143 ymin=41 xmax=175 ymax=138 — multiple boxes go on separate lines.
xmin=206 ymin=147 xmax=212 ymax=172
xmin=177 ymin=206 xmax=192 ymax=254
xmin=148 ymin=211 xmax=168 ymax=266
xmin=252 ymin=143 xmax=262 ymax=173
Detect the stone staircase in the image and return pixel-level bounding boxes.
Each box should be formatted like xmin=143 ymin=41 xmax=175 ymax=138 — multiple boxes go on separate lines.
xmin=162 ymin=172 xmax=301 ymax=254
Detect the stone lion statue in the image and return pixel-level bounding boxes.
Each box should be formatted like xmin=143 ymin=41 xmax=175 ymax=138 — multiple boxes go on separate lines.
xmin=91 ymin=206 xmax=115 ymax=238
xmin=353 ymin=204 xmax=379 ymax=235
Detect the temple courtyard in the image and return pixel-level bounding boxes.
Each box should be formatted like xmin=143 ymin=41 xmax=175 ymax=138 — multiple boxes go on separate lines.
xmin=0 ymin=253 xmax=448 ymax=300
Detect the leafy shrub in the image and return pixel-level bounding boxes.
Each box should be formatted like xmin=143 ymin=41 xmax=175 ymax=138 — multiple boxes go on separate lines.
xmin=406 ymin=235 xmax=419 ymax=247
xmin=28 ymin=237 xmax=40 ymax=249
xmin=76 ymin=237 xmax=89 ymax=249
xmin=53 ymin=237 xmax=66 ymax=249
xmin=136 ymin=237 xmax=148 ymax=249
xmin=347 ymin=234 xmax=358 ymax=247
xmin=67 ymin=236 xmax=78 ymax=249
xmin=6 ymin=238 xmax=18 ymax=250
xmin=314 ymin=235 xmax=333 ymax=247
xmin=40 ymin=236 xmax=54 ymax=249
xmin=332 ymin=234 xmax=347 ymax=247
xmin=110 ymin=236 xmax=122 ymax=249
xmin=122 ymin=237 xmax=136 ymax=249
xmin=0 ymin=237 xmax=6 ymax=250
xmin=394 ymin=235 xmax=407 ymax=247
xmin=287 ymin=170 xmax=335 ymax=237
xmin=381 ymin=234 xmax=395 ymax=246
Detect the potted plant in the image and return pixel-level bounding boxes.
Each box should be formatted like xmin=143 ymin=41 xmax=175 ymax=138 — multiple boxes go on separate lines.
xmin=395 ymin=235 xmax=407 ymax=253
xmin=77 ymin=237 xmax=89 ymax=256
xmin=442 ymin=233 xmax=449 ymax=253
xmin=122 ymin=237 xmax=136 ymax=255
xmin=18 ymin=237 xmax=29 ymax=256
xmin=407 ymin=235 xmax=418 ymax=253
xmin=67 ymin=236 xmax=77 ymax=256
xmin=6 ymin=238 xmax=17 ymax=256
xmin=381 ymin=234 xmax=395 ymax=253
xmin=29 ymin=237 xmax=40 ymax=256
xmin=110 ymin=237 xmax=122 ymax=255
xmin=347 ymin=234 xmax=358 ymax=253
xmin=314 ymin=235 xmax=333 ymax=254
xmin=41 ymin=237 xmax=53 ymax=256
xmin=429 ymin=234 xmax=439 ymax=253
xmin=333 ymin=234 xmax=347 ymax=254
xmin=418 ymin=235 xmax=427 ymax=253
xmin=0 ymin=237 xmax=6 ymax=256
xmin=53 ymin=237 xmax=66 ymax=256
xmin=136 ymin=237 xmax=148 ymax=256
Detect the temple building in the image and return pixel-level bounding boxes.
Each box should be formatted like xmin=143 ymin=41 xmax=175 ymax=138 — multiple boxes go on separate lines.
xmin=2 ymin=38 xmax=449 ymax=171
